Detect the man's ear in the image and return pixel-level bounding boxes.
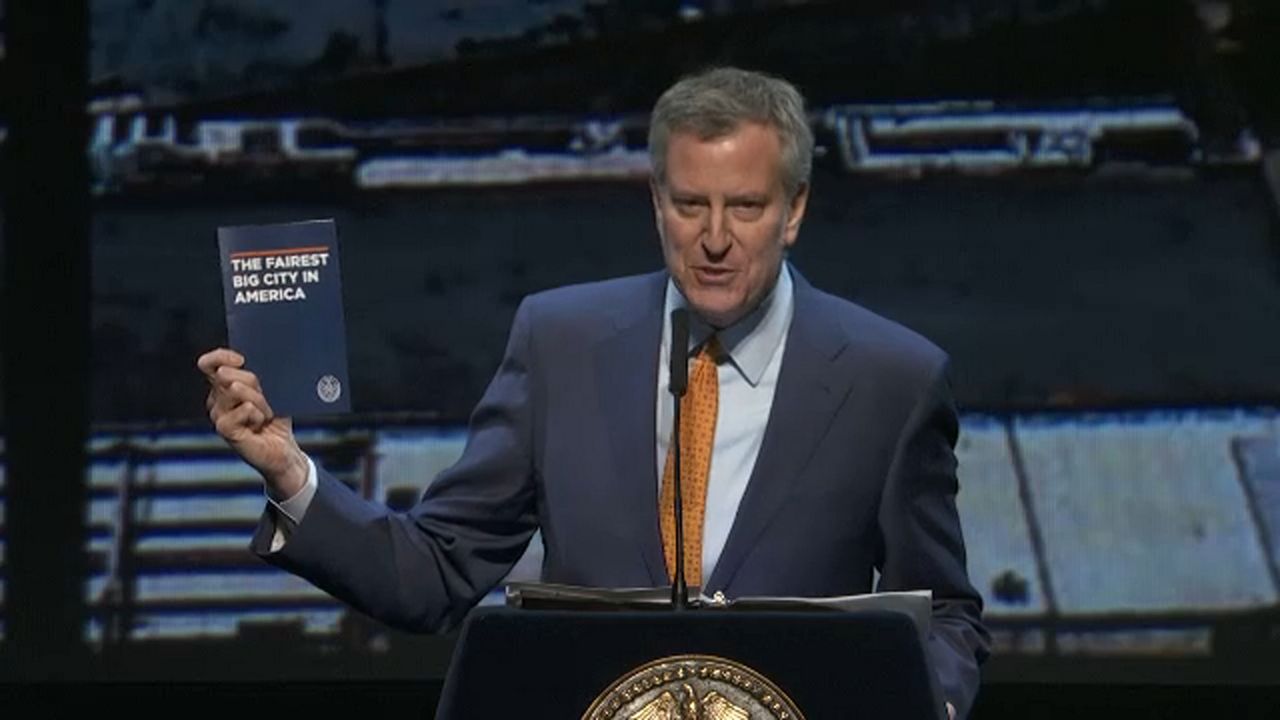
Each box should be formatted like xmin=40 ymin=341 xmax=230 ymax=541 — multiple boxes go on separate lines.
xmin=783 ymin=182 xmax=810 ymax=247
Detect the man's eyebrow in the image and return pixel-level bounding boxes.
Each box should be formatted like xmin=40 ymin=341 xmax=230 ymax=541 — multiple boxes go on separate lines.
xmin=726 ymin=193 xmax=769 ymax=204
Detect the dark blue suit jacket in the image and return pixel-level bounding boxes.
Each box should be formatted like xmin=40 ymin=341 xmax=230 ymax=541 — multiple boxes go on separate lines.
xmin=255 ymin=267 xmax=990 ymax=716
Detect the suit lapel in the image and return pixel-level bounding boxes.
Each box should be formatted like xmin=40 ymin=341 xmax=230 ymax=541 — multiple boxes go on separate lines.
xmin=705 ymin=271 xmax=854 ymax=592
xmin=592 ymin=273 xmax=668 ymax=586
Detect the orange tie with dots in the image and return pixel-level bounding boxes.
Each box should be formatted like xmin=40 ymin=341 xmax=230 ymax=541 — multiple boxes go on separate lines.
xmin=660 ymin=337 xmax=720 ymax=588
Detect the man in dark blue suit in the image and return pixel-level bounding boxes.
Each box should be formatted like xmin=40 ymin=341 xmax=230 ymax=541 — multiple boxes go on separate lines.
xmin=199 ymin=67 xmax=989 ymax=718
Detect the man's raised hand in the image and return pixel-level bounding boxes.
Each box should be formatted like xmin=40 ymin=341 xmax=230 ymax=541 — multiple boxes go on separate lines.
xmin=198 ymin=348 xmax=308 ymax=499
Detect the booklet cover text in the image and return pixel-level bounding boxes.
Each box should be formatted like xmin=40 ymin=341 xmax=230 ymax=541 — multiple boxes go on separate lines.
xmin=217 ymin=219 xmax=351 ymax=417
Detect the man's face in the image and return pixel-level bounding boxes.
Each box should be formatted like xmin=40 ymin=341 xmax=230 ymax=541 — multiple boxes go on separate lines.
xmin=652 ymin=122 xmax=808 ymax=328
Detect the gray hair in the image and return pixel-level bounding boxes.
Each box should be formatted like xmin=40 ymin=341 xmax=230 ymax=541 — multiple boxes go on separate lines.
xmin=648 ymin=67 xmax=814 ymax=197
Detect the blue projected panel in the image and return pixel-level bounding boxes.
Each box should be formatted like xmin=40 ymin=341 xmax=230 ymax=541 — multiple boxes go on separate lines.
xmin=1018 ymin=411 xmax=1278 ymax=614
xmin=81 ymin=429 xmax=375 ymax=646
xmin=72 ymin=409 xmax=1280 ymax=662
xmin=1011 ymin=410 xmax=1280 ymax=656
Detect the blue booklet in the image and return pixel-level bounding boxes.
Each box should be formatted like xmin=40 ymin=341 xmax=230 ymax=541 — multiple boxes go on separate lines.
xmin=217 ymin=219 xmax=351 ymax=417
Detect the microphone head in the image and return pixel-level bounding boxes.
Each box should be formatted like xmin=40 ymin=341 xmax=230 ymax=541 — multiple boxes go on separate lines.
xmin=669 ymin=308 xmax=689 ymax=396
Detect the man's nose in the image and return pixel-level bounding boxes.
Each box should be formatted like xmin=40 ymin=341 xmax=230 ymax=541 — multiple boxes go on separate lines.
xmin=701 ymin=210 xmax=732 ymax=257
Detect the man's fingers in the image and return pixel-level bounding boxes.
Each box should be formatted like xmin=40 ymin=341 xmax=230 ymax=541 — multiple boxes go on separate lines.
xmin=214 ymin=401 xmax=258 ymax=438
xmin=214 ymin=365 xmax=263 ymax=393
xmin=214 ymin=398 xmax=273 ymax=437
xmin=203 ymin=362 xmax=271 ymax=420
xmin=197 ymin=348 xmax=245 ymax=381
xmin=221 ymin=380 xmax=274 ymax=422
xmin=207 ymin=372 xmax=273 ymax=422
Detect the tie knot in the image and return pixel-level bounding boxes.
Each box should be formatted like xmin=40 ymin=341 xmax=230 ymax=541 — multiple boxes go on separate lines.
xmin=697 ymin=335 xmax=725 ymax=364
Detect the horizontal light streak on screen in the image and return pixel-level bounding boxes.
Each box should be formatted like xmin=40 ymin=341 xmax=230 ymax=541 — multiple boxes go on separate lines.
xmin=89 ymin=433 xmax=233 ymax=453
xmin=987 ymin=629 xmax=1047 ymax=655
xmin=89 ymin=533 xmax=251 ymax=554
xmin=132 ymin=534 xmax=251 ymax=551
xmin=87 ymin=462 xmax=128 ymax=490
xmin=88 ymin=496 xmax=267 ymax=525
xmin=1056 ymin=628 xmax=1213 ymax=656
xmin=86 ymin=608 xmax=345 ymax=642
xmin=88 ymin=460 xmax=260 ymax=488
xmin=87 ymin=571 xmax=330 ymax=602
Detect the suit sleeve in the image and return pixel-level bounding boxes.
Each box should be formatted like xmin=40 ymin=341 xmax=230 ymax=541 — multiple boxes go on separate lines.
xmin=876 ymin=359 xmax=991 ymax=720
xmin=250 ymin=298 xmax=541 ymax=633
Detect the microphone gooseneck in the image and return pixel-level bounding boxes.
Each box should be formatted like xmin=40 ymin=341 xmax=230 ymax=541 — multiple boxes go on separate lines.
xmin=668 ymin=307 xmax=690 ymax=610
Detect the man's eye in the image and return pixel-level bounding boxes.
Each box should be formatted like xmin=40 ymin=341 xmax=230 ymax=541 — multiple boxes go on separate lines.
xmin=732 ymin=203 xmax=765 ymax=219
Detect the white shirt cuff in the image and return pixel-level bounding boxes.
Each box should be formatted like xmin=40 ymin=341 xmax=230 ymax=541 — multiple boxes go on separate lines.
xmin=267 ymin=456 xmax=318 ymax=551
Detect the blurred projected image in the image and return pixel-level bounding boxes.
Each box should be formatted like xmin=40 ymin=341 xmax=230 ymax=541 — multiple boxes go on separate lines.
xmin=8 ymin=0 xmax=1273 ymax=679
xmin=957 ymin=410 xmax=1280 ymax=660
xmin=86 ymin=0 xmax=1280 ymax=423
xmin=71 ymin=409 xmax=1280 ymax=667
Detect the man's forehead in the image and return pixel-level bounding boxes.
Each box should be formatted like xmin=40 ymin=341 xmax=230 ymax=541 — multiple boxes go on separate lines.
xmin=661 ymin=124 xmax=784 ymax=191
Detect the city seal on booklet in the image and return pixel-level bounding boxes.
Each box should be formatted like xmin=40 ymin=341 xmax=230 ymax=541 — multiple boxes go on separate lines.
xmin=217 ymin=218 xmax=351 ymax=417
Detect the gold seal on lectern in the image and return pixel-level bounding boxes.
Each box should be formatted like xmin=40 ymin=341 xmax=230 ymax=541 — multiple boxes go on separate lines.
xmin=582 ymin=655 xmax=807 ymax=720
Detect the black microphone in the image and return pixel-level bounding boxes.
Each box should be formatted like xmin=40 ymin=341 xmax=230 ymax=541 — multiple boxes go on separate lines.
xmin=668 ymin=308 xmax=690 ymax=610
xmin=670 ymin=308 xmax=690 ymax=396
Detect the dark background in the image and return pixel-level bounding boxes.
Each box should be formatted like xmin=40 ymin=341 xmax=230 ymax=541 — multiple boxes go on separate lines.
xmin=3 ymin=1 xmax=1280 ymax=717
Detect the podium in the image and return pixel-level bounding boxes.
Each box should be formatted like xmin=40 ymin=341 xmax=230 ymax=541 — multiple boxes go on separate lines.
xmin=435 ymin=607 xmax=946 ymax=719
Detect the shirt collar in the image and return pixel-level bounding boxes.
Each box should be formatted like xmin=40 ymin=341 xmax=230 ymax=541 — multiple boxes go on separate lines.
xmin=663 ymin=262 xmax=794 ymax=387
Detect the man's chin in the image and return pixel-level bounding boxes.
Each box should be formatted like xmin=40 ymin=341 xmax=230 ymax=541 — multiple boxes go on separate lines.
xmin=686 ymin=298 xmax=744 ymax=329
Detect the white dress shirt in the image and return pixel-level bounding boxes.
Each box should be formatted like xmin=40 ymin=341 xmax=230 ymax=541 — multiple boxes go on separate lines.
xmin=656 ymin=264 xmax=793 ymax=581
xmin=270 ymin=264 xmax=796 ymax=574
